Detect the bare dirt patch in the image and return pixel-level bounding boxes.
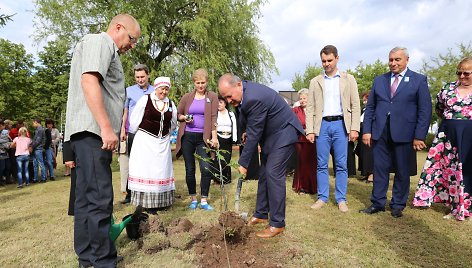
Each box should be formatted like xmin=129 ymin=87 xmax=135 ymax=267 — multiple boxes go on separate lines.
xmin=134 ymin=211 xmax=296 ymax=267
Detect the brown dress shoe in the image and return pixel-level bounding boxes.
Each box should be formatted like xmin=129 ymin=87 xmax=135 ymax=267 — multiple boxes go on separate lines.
xmin=255 ymin=226 xmax=285 ymax=238
xmin=247 ymin=217 xmax=269 ymax=226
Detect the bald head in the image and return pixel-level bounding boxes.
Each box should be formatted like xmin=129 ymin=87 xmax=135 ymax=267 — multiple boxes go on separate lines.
xmin=107 ymin=14 xmax=141 ymax=54
xmin=108 ymin=14 xmax=140 ymax=32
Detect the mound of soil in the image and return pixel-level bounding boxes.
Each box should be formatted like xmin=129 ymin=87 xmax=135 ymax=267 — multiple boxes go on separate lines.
xmin=136 ymin=211 xmax=295 ymax=267
xmin=193 ymin=211 xmax=287 ymax=267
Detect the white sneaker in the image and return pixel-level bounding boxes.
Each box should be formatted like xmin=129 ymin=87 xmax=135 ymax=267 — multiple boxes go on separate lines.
xmin=338 ymin=201 xmax=348 ymax=213
xmin=310 ymin=200 xmax=326 ymax=210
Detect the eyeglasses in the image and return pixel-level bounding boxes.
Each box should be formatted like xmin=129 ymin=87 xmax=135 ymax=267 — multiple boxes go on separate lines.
xmin=121 ymin=24 xmax=138 ymax=45
xmin=456 ymin=71 xmax=472 ymax=77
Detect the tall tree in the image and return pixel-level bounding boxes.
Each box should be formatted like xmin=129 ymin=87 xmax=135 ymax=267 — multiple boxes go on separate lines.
xmin=30 ymin=39 xmax=71 ymax=124
xmin=0 ymin=39 xmax=35 ymax=120
xmin=34 ymin=0 xmax=276 ymax=101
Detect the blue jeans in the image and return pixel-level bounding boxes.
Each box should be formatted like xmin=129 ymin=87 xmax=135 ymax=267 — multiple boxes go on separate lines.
xmin=44 ymin=147 xmax=55 ymax=179
xmin=316 ymin=119 xmax=348 ymax=203
xmin=33 ymin=149 xmax=46 ymax=181
xmin=16 ymin=154 xmax=30 ymax=185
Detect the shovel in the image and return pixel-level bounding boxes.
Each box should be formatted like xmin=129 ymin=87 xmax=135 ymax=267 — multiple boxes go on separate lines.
xmin=234 ymin=174 xmax=248 ymax=221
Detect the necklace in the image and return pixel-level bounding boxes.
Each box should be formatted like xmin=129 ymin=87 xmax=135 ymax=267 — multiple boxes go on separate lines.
xmin=154 ymin=100 xmax=167 ymax=112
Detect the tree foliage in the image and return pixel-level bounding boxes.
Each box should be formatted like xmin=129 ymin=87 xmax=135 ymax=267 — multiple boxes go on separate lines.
xmin=30 ymin=39 xmax=71 ymax=125
xmin=0 ymin=39 xmax=35 ymax=120
xmin=291 ymin=60 xmax=388 ymax=95
xmin=291 ymin=64 xmax=323 ymax=91
xmin=347 ymin=59 xmax=389 ymax=94
xmin=0 ymin=9 xmax=14 ymax=27
xmin=33 ymin=0 xmax=276 ymax=101
xmin=421 ymin=43 xmax=472 ymax=100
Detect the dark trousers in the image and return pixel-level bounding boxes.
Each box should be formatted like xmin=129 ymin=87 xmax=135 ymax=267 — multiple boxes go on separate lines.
xmin=254 ymin=143 xmax=295 ymax=228
xmin=371 ymin=123 xmax=412 ymax=210
xmin=212 ymin=136 xmax=233 ymax=183
xmin=0 ymin=159 xmax=6 ymax=183
xmin=181 ymin=131 xmax=212 ymax=197
xmin=124 ymin=133 xmax=135 ymax=200
xmin=71 ymin=132 xmax=116 ymax=268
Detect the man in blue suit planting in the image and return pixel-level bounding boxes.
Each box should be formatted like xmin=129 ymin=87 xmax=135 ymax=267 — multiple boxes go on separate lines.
xmin=360 ymin=47 xmax=432 ymax=218
xmin=218 ymin=73 xmax=304 ymax=238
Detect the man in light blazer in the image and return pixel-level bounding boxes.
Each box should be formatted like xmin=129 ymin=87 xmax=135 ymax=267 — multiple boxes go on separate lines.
xmin=218 ymin=73 xmax=304 ymax=238
xmin=306 ymin=45 xmax=361 ymax=213
xmin=360 ymin=47 xmax=432 ymax=218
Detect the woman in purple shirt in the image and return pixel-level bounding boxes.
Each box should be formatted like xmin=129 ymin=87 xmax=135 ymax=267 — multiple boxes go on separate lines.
xmin=176 ymin=68 xmax=219 ymax=210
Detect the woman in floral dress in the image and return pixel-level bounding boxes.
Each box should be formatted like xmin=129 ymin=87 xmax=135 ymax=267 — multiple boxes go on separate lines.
xmin=413 ymin=57 xmax=472 ymax=220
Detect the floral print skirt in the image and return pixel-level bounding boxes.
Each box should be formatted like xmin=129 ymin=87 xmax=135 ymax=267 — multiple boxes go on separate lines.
xmin=413 ymin=120 xmax=472 ymax=220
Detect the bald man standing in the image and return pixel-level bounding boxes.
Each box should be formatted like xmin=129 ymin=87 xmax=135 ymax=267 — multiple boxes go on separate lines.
xmin=64 ymin=14 xmax=140 ymax=267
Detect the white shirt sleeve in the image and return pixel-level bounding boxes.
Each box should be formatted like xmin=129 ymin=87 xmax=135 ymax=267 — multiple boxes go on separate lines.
xmin=128 ymin=95 xmax=148 ymax=134
xmin=230 ymin=111 xmax=238 ymax=142
xmin=171 ymin=101 xmax=177 ymax=133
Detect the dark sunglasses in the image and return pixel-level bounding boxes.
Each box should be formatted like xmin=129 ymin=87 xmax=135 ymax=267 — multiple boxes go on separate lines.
xmin=456 ymin=71 xmax=472 ymax=77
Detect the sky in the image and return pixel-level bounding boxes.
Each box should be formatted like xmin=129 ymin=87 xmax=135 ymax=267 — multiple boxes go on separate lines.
xmin=1 ymin=0 xmax=471 ymax=91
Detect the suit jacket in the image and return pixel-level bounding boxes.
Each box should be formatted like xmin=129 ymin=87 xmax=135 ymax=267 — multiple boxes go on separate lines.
xmin=238 ymin=81 xmax=304 ymax=168
xmin=305 ymin=71 xmax=361 ymax=136
xmin=363 ymin=69 xmax=432 ymax=142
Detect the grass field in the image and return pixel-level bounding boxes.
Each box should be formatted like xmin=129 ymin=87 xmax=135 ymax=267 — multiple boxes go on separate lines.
xmin=1 ymin=151 xmax=472 ymax=267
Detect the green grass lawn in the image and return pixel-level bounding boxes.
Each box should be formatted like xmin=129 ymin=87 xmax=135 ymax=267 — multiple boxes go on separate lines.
xmin=1 ymin=151 xmax=472 ymax=267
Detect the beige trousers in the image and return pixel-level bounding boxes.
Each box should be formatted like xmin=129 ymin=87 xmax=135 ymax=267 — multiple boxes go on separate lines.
xmin=118 ymin=154 xmax=129 ymax=193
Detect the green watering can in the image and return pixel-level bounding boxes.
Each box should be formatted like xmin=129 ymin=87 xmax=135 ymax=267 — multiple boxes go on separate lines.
xmin=109 ymin=205 xmax=143 ymax=242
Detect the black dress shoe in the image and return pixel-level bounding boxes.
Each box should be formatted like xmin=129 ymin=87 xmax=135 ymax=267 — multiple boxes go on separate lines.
xmin=359 ymin=205 xmax=385 ymax=214
xmin=391 ymin=208 xmax=403 ymax=218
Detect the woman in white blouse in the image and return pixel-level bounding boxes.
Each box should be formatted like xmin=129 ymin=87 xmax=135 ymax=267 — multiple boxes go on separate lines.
xmin=127 ymin=77 xmax=177 ymax=214
xmin=213 ymin=95 xmax=237 ymax=184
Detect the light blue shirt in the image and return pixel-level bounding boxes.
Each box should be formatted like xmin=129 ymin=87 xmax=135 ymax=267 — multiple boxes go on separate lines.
xmin=322 ymin=70 xmax=343 ymax=117
xmin=124 ymin=84 xmax=154 ymax=132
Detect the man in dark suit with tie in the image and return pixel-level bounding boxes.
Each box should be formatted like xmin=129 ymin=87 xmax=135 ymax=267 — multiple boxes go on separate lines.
xmin=218 ymin=73 xmax=304 ymax=238
xmin=360 ymin=47 xmax=432 ymax=218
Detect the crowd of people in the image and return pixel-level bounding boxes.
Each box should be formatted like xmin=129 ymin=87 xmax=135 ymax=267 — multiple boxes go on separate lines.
xmin=7 ymin=12 xmax=464 ymax=268
xmin=0 ymin=118 xmax=61 ymax=188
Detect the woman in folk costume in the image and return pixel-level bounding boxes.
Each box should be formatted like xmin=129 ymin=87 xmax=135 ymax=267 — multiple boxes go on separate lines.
xmin=128 ymin=76 xmax=177 ymax=214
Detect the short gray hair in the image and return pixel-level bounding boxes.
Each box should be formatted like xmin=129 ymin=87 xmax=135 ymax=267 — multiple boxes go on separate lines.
xmin=390 ymin=46 xmax=409 ymax=57
xmin=298 ymin=88 xmax=308 ymax=96
xmin=219 ymin=73 xmax=241 ymax=85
